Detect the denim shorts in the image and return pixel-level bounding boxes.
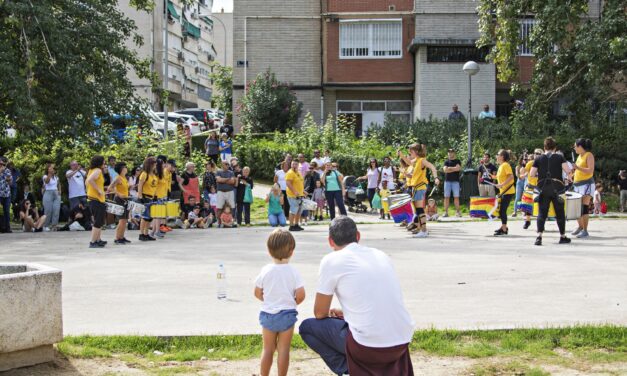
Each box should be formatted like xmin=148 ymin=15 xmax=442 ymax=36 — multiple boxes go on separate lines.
xmin=412 ymin=189 xmax=426 ymax=202
xmin=444 ymin=181 xmax=460 ymax=198
xmin=259 ymin=309 xmax=298 ymax=333
xmin=287 ymin=197 xmax=303 ymax=215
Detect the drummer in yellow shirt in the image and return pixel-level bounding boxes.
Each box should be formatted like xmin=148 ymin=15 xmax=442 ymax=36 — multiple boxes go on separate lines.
xmin=571 ymin=138 xmax=595 ymax=238
xmin=494 ymin=149 xmax=516 ymax=236
xmin=138 ymin=157 xmax=158 ymax=241
xmin=152 ymin=158 xmax=170 ymax=239
xmin=85 ymin=155 xmax=107 ymax=248
xmin=107 ymin=162 xmax=131 ymax=245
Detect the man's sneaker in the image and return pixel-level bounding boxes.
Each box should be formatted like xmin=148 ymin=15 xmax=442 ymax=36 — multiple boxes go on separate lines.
xmin=442 ymin=212 xmax=449 ymax=218
xmin=139 ymin=234 xmax=148 ymax=241
xmin=146 ymin=235 xmax=156 ymax=241
xmin=559 ymin=236 xmax=572 ymax=244
xmin=413 ymin=231 xmax=428 ymax=238
xmin=155 ymin=231 xmax=165 ymax=238
xmin=89 ymin=241 xmax=105 ymax=248
xmin=97 ymin=240 xmax=107 ymax=246
xmin=571 ymin=227 xmax=583 ymax=236
xmin=121 ymin=238 xmax=132 ymax=244
xmin=576 ymin=230 xmax=589 ymax=238
xmin=114 ymin=239 xmax=126 ymax=245
xmin=523 ymin=221 xmax=531 ymax=230
xmin=295 ymin=225 xmax=304 ymax=231
xmin=534 ymin=236 xmax=542 ymax=246
xmin=288 ymin=225 xmax=296 ymax=232
xmin=406 ymin=222 xmax=417 ymax=231
xmin=43 ymin=227 xmax=50 ymax=232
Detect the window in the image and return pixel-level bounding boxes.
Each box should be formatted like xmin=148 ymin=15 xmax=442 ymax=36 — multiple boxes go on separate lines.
xmin=168 ymin=64 xmax=183 ymax=81
xmin=363 ymin=102 xmax=385 ymax=111
xmin=386 ymin=101 xmax=412 ymax=111
xmin=168 ymin=33 xmax=182 ymax=52
xmin=427 ymin=46 xmax=489 ymax=63
xmin=519 ymin=19 xmax=536 ymax=56
xmin=340 ymin=20 xmax=402 ymax=59
xmin=337 ymin=101 xmax=361 ymax=112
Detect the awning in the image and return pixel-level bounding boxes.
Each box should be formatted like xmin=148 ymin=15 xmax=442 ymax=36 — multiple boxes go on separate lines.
xmin=201 ymin=16 xmax=214 ymax=26
xmin=167 ymin=1 xmax=180 ymax=20
xmin=182 ymin=18 xmax=201 ymax=39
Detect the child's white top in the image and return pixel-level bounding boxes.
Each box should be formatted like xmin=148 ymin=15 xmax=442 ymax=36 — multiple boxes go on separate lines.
xmin=188 ymin=211 xmax=198 ymax=220
xmin=209 ymin=193 xmax=217 ymax=206
xmin=255 ymin=264 xmax=303 ymax=314
xmin=593 ymin=190 xmax=601 ymax=204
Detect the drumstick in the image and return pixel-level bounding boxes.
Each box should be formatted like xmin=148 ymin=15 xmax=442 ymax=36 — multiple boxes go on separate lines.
xmin=483 ymin=181 xmax=499 ymax=187
xmin=428 ymin=185 xmax=438 ymax=197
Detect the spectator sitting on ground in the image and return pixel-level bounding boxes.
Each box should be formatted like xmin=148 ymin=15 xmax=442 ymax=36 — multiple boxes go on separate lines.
xmin=266 ymin=183 xmax=287 ymax=227
xmin=181 ymin=196 xmax=198 ymax=221
xmin=18 ymin=183 xmax=37 ymax=213
xmin=184 ymin=205 xmax=207 ymax=229
xmin=220 ymin=204 xmax=235 ymax=228
xmin=19 ymin=199 xmax=46 ymax=232
xmin=59 ymin=202 xmax=92 ymax=231
xmin=199 ymin=200 xmax=215 ymax=227
xmin=479 ymin=104 xmax=496 ymax=119
xmin=426 ymin=198 xmax=439 ymax=221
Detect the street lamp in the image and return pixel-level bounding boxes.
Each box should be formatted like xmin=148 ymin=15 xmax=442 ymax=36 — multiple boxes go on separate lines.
xmin=197 ymin=13 xmax=228 ymax=66
xmin=463 ymin=61 xmax=480 ymax=167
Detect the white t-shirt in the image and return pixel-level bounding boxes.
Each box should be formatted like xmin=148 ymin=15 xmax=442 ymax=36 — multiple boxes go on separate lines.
xmin=255 ymin=264 xmax=304 ymax=314
xmin=317 ymin=243 xmax=414 ymax=348
xmin=379 ymin=166 xmax=396 ymax=190
xmin=275 ymin=170 xmax=287 ymax=191
xmin=311 ymin=157 xmax=325 ymax=176
xmin=42 ymin=175 xmax=59 ymax=191
xmin=66 ymin=169 xmax=86 ymax=198
xmin=209 ymin=193 xmax=217 ymax=206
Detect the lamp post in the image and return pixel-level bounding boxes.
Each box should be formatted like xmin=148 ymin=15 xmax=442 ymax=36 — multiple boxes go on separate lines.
xmin=197 ymin=13 xmax=228 ymax=66
xmin=163 ymin=1 xmax=170 ymax=140
xmin=462 ymin=61 xmax=480 ymax=167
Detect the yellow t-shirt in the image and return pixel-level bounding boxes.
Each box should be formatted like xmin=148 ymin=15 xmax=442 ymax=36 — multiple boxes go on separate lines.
xmin=574 ymin=152 xmax=593 ymax=182
xmin=165 ymin=170 xmax=172 ymax=193
xmin=156 ymin=174 xmax=169 ymax=199
xmin=86 ymin=169 xmax=105 ymax=203
xmin=379 ymin=188 xmax=390 ymax=214
xmin=285 ymin=169 xmax=304 ymax=198
xmin=114 ymin=175 xmax=129 ymax=198
xmin=525 ymin=160 xmax=537 ymax=187
xmin=497 ymin=163 xmax=515 ymax=195
xmin=409 ymin=158 xmax=428 ymax=188
xmin=139 ymin=171 xmax=158 ymax=198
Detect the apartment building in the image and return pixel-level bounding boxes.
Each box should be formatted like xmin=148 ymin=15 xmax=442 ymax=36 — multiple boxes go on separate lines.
xmin=211 ymin=9 xmax=233 ymax=68
xmin=233 ymin=0 xmax=600 ymax=131
xmin=118 ymin=0 xmax=218 ymax=111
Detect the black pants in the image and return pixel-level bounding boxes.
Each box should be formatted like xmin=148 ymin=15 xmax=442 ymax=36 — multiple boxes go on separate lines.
xmin=325 ymin=190 xmax=347 ymax=219
xmin=207 ymin=154 xmax=219 ymax=164
xmin=499 ymin=194 xmax=514 ymax=225
xmin=537 ymin=191 xmax=566 ymax=234
xmin=282 ymin=190 xmax=290 ymax=218
xmin=367 ymin=188 xmax=376 ymax=207
xmin=236 ymin=201 xmax=251 ymax=225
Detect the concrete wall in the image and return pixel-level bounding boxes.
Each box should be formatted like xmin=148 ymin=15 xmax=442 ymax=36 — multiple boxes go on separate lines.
xmin=212 ymin=11 xmax=233 ymax=68
xmin=0 ymin=264 xmax=62 ymax=372
xmin=414 ymin=47 xmax=495 ymax=119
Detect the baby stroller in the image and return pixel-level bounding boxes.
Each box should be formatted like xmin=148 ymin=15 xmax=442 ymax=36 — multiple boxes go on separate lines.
xmin=343 ymin=176 xmax=369 ymax=213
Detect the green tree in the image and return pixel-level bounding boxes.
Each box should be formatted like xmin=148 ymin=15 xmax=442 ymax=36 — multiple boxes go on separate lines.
xmin=237 ymin=69 xmax=302 ymax=133
xmin=0 ymin=0 xmax=160 ymax=139
xmin=477 ymin=0 xmax=626 ymax=126
xmin=208 ymin=62 xmax=232 ymax=115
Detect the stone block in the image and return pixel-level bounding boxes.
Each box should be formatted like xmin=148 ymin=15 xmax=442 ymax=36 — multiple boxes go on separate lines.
xmin=0 ymin=263 xmax=63 ymax=372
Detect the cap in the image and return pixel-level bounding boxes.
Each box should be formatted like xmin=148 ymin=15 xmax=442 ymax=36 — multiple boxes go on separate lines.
xmin=167 ymin=159 xmax=176 ymax=167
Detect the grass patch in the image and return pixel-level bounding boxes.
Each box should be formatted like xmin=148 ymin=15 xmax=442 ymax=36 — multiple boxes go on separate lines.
xmin=469 ymin=360 xmax=550 ymax=376
xmin=59 ymin=326 xmax=626 ymax=365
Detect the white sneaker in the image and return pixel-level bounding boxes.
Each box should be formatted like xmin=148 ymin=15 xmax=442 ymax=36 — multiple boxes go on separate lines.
xmin=576 ymin=230 xmax=589 ymax=238
xmin=43 ymin=227 xmax=50 ymax=232
xmin=413 ymin=231 xmax=429 ymax=238
xmin=571 ymin=227 xmax=583 ymax=236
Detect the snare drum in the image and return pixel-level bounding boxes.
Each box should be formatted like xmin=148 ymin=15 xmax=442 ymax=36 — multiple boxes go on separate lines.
xmin=302 ymin=198 xmax=317 ymax=211
xmin=565 ymin=191 xmax=582 ymax=220
xmin=127 ymin=200 xmax=146 ymax=216
xmin=387 ymin=193 xmax=411 ymax=208
xmin=389 ymin=198 xmax=414 ymax=224
xmin=165 ymin=200 xmax=180 ymax=218
xmin=105 ymin=201 xmax=125 ymax=216
xmin=150 ymin=203 xmax=167 ymax=219
xmin=517 ymin=190 xmax=534 ymax=215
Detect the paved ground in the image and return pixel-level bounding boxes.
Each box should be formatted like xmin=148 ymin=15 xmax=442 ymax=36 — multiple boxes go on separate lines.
xmin=1 ymin=216 xmax=625 ymax=336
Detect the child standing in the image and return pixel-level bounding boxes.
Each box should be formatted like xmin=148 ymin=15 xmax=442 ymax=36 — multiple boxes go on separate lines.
xmin=426 ymin=198 xmax=439 ymax=221
xmin=254 ymin=229 xmax=306 ymax=376
xmin=312 ymin=180 xmax=325 ymax=221
xmin=593 ymin=183 xmax=603 ymax=215
xmin=379 ymin=180 xmax=391 ymax=220
xmin=208 ymin=186 xmax=218 ymax=214
xmin=220 ymin=204 xmax=235 ymax=228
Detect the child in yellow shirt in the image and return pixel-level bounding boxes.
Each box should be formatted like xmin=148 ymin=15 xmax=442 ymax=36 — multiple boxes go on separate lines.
xmin=379 ymin=180 xmax=391 ymax=220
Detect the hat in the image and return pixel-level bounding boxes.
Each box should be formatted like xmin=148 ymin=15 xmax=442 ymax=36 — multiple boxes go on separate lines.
xmin=447 ymin=148 xmax=455 ymax=152
xmin=167 ymin=159 xmax=176 ymax=167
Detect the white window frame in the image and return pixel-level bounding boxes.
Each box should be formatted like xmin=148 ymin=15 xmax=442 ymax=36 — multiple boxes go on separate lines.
xmin=339 ymin=19 xmax=403 ymax=60
xmin=336 ymin=100 xmax=413 ymax=121
xmin=519 ymin=18 xmax=536 ymax=56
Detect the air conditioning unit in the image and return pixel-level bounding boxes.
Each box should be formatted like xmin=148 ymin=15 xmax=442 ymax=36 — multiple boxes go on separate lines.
xmin=195 ymin=67 xmax=200 ymax=74
xmin=208 ymin=53 xmax=214 ymax=61
xmin=389 ymin=5 xmax=396 ymax=11
xmin=177 ymin=51 xmax=184 ymax=61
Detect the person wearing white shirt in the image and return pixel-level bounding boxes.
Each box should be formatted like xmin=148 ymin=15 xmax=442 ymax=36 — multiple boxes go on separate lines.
xmin=66 ymin=160 xmax=87 ymax=209
xmin=311 ymin=149 xmax=325 ymax=177
xmin=299 ymin=216 xmax=415 ymax=375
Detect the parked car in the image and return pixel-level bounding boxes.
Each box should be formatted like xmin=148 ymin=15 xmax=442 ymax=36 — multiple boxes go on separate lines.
xmin=145 ymin=108 xmax=177 ymax=137
xmin=155 ymin=112 xmax=206 ymax=135
xmin=175 ymin=108 xmax=217 ymax=129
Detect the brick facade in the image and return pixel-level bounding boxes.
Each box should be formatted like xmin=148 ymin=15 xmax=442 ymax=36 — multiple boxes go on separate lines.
xmin=326 ymin=0 xmax=413 ymax=13
xmin=324 ymin=15 xmax=414 ymax=84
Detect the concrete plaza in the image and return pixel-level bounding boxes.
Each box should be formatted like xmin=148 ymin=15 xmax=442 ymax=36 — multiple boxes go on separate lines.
xmin=0 ymin=219 xmax=625 ymax=336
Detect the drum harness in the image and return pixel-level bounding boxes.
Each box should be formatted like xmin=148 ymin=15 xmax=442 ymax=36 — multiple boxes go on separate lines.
xmin=534 ymin=153 xmax=567 ymax=204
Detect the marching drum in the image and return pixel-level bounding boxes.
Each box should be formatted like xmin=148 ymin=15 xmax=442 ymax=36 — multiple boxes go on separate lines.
xmin=127 ymin=200 xmax=146 ymax=216
xmin=165 ymin=200 xmax=181 ymax=218
xmin=150 ymin=202 xmax=167 ymax=219
xmin=469 ymin=196 xmax=498 ymax=219
xmin=302 ymin=198 xmax=318 ymax=211
xmin=517 ymin=190 xmax=534 ymax=215
xmin=105 ymin=201 xmax=125 ymax=216
xmin=532 ymin=193 xmax=564 ymax=218
xmin=389 ymin=198 xmax=414 ymax=224
xmin=565 ymin=191 xmax=582 ymax=220
xmin=387 ymin=193 xmax=411 ymax=208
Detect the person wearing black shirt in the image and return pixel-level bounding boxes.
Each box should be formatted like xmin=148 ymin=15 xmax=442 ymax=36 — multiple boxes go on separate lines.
xmin=442 ymin=149 xmax=462 ymax=217
xmin=167 ymin=159 xmax=182 ymax=200
xmin=618 ymin=170 xmax=627 ymax=213
xmin=235 ymin=166 xmax=254 ymax=226
xmin=477 ymin=153 xmax=498 ymax=197
xmin=530 ymin=137 xmax=572 ymax=246
xmin=220 ymin=123 xmax=234 ymax=138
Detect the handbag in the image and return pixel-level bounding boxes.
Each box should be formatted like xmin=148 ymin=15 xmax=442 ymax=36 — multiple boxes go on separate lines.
xmin=243 ymin=184 xmax=253 ymax=203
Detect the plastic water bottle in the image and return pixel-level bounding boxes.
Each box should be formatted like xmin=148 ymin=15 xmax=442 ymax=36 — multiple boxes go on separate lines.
xmin=217 ymin=264 xmax=227 ymax=300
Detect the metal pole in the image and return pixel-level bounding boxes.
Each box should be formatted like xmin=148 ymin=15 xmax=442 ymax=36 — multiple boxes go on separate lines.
xmin=244 ymin=17 xmax=247 ymax=92
xmin=467 ymin=75 xmax=472 ymax=167
xmin=163 ymin=0 xmax=169 ymax=140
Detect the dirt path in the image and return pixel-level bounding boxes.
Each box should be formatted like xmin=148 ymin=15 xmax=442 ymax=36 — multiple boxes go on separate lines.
xmin=6 ymin=351 xmax=626 ymax=376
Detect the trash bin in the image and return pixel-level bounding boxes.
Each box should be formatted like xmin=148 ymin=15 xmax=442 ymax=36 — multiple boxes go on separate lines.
xmin=461 ymin=169 xmax=479 ymax=204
